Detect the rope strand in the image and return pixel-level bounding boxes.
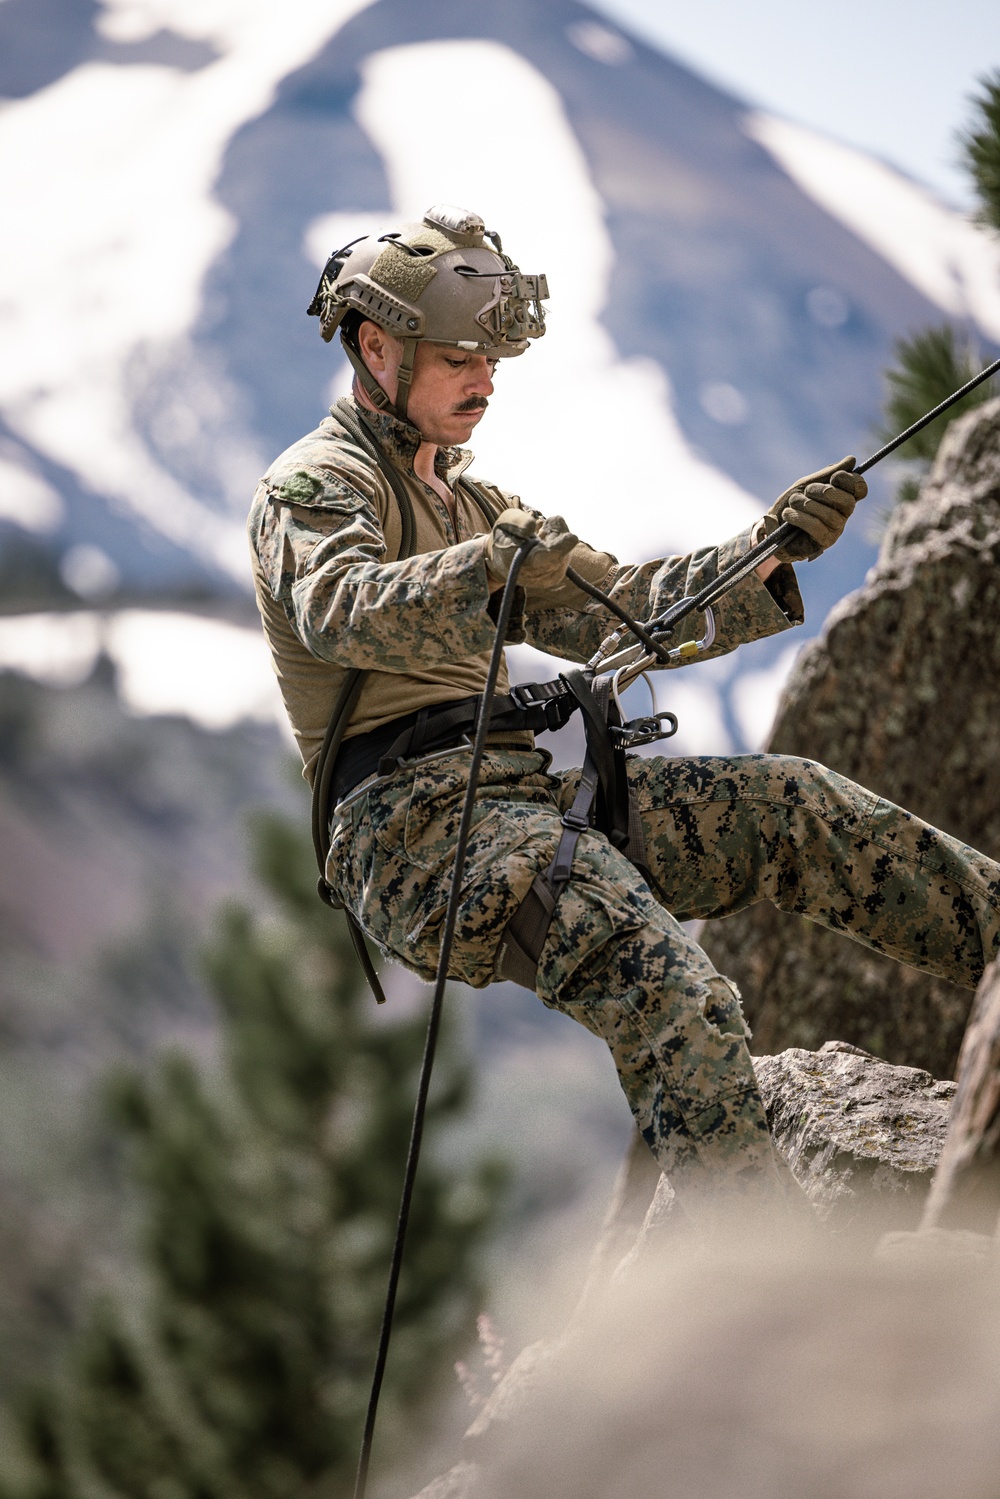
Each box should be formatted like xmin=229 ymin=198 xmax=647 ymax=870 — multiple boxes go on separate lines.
xmin=353 ymin=543 xmax=535 ymax=1499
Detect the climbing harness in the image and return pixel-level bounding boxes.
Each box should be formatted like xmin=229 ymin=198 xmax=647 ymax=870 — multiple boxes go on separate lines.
xmin=322 ymin=355 xmax=1000 ymax=1499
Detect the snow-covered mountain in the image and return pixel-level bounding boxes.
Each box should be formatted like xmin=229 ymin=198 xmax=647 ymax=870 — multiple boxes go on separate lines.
xmin=1 ymin=0 xmax=998 ymax=746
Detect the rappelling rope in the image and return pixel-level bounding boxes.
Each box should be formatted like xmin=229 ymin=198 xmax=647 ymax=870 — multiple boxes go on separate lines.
xmin=353 ymin=537 xmax=537 ymax=1499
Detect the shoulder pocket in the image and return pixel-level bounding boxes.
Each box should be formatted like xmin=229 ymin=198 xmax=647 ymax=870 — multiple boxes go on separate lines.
xmin=267 ymin=468 xmax=368 ymax=514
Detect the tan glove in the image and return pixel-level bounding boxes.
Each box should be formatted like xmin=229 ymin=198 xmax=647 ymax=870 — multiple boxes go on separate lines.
xmin=758 ymin=456 xmax=868 ymax=561
xmin=484 ymin=508 xmax=579 ymax=590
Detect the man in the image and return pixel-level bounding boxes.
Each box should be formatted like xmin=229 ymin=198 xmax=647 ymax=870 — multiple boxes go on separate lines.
xmin=248 ymin=204 xmax=1000 ymax=1223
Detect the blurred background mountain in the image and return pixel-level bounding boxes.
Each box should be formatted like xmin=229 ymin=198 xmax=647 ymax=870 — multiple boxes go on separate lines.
xmin=0 ymin=0 xmax=998 ymax=1487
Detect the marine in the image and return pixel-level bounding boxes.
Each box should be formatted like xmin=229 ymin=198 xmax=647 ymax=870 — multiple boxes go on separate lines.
xmin=247 ymin=204 xmax=1000 ymax=1224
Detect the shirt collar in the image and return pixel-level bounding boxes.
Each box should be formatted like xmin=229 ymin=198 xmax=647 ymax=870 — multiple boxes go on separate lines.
xmin=345 ymin=397 xmax=474 ymax=485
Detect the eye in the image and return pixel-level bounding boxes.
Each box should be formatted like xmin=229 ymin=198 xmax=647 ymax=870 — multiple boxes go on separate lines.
xmin=445 ymin=356 xmax=469 ymax=368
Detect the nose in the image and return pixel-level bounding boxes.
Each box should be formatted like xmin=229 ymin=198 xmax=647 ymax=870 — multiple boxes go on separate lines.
xmin=469 ymin=356 xmax=494 ymax=396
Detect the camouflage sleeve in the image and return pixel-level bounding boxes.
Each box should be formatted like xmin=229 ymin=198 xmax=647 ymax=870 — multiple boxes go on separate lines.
xmin=521 ymin=524 xmax=803 ymax=666
xmin=248 ymin=464 xmax=496 ymax=672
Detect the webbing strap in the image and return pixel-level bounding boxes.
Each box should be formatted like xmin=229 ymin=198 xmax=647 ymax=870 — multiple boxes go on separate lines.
xmin=309 ymin=402 xmax=421 ymax=1003
xmin=496 ymin=735 xmax=601 ymax=989
xmin=550 ymin=752 xmax=599 ymax=881
xmin=563 ymin=670 xmax=631 ymax=851
xmin=497 ymin=671 xmax=646 ymax=990
xmin=496 ymin=772 xmax=650 ymax=991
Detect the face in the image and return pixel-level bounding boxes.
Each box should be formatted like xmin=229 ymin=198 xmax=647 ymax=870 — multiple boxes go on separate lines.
xmin=356 ymin=321 xmax=497 ymax=445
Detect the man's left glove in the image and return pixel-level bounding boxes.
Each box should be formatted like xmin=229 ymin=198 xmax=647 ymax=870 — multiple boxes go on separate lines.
xmin=757 ymin=456 xmax=868 ymax=561
xmin=484 ymin=509 xmax=579 ymax=590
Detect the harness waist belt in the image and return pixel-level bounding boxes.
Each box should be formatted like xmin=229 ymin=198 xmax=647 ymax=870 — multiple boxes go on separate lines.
xmin=330 ymin=683 xmax=577 ymax=807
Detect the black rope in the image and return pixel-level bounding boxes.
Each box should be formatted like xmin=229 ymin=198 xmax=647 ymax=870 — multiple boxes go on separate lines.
xmin=353 ymin=542 xmax=536 ymax=1499
xmin=565 ymin=567 xmax=673 ymax=663
xmin=858 ymin=354 xmax=1000 ymax=473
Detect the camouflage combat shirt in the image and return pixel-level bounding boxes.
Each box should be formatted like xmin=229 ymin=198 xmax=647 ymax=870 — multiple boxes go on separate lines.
xmin=247 ymin=398 xmax=804 ymax=783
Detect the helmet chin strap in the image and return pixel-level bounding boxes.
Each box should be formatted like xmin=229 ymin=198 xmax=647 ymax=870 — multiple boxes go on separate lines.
xmin=393 ymin=339 xmax=417 ymax=421
xmin=341 ymin=332 xmax=417 ymax=424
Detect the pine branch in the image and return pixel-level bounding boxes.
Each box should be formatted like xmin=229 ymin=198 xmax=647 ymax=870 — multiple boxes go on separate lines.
xmin=959 ymin=70 xmax=1000 ymax=234
xmin=877 ymin=326 xmax=996 ymax=500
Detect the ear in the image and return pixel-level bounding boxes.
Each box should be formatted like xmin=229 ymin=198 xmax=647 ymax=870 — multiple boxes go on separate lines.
xmin=358 ymin=319 xmax=404 ymax=380
xmin=357 ymin=319 xmax=394 ymax=375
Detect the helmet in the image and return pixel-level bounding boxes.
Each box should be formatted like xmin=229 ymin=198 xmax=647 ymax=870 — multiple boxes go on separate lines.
xmin=307 ymin=204 xmax=548 ymax=421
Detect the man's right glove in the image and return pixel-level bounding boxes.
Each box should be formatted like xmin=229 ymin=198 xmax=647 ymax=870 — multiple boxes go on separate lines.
xmin=484 ymin=509 xmax=579 ymax=590
xmin=757 ymin=456 xmax=868 ymax=561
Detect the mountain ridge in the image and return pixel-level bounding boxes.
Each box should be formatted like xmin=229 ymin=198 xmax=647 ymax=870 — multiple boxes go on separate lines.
xmin=0 ymin=0 xmax=996 ymax=668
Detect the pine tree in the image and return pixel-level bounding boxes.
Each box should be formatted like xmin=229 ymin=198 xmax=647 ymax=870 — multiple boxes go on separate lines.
xmin=878 ymin=75 xmax=1000 ymax=503
xmin=959 ymin=70 xmax=1000 ymax=232
xmin=877 ymin=326 xmax=995 ymax=503
xmin=1 ymin=811 xmax=503 ymax=1499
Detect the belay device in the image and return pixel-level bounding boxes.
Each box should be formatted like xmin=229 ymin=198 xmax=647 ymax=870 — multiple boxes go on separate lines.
xmin=322 ymin=356 xmax=1000 ymax=1499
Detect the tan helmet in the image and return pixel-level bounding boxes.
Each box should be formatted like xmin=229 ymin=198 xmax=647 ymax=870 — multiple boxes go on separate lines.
xmin=307 ymin=204 xmax=548 ymax=421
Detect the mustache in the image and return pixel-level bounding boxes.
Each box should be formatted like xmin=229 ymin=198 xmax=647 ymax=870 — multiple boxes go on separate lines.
xmin=455 ymin=396 xmax=489 ymax=412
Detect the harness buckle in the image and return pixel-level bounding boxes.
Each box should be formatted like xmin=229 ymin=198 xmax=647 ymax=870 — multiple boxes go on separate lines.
xmin=511 ymin=680 xmax=558 ymax=710
xmin=511 ymin=679 xmax=576 ymax=733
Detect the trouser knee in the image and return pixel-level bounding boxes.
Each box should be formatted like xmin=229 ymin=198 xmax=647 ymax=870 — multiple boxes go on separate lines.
xmin=554 ymin=922 xmax=753 ymax=1105
xmin=559 ymin=923 xmax=777 ymax=1192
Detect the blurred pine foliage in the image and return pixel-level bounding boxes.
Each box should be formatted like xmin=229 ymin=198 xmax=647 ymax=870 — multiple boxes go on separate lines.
xmin=960 ymin=70 xmax=1000 ymax=233
xmin=878 ymin=326 xmax=996 ymax=503
xmin=878 ymin=73 xmax=1000 ymax=505
xmin=0 ymin=812 xmax=504 ymax=1499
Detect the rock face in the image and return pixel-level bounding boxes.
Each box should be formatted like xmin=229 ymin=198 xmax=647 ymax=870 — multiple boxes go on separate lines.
xmin=414 ymin=1232 xmax=1000 ymax=1499
xmin=921 ymin=955 xmax=1000 ymax=1234
xmin=621 ymin=1043 xmax=956 ymax=1264
xmin=409 ymin=1044 xmax=958 ymax=1499
xmin=757 ymin=1040 xmax=955 ymax=1228
xmin=700 ymin=397 xmax=1000 ymax=1079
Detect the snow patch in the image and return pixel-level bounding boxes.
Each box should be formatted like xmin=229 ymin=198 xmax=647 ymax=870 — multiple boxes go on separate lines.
xmin=0 ymin=614 xmax=105 ymax=688
xmin=97 ymin=0 xmax=373 ymax=50
xmin=566 ymin=20 xmax=634 ymax=67
xmin=0 ymin=456 xmax=65 ymax=534
xmin=0 ymin=1 xmax=375 ymax=580
xmin=0 ymin=611 xmax=286 ymax=731
xmin=730 ymin=642 xmax=801 ymax=749
xmin=107 ymin=611 xmax=285 ymax=727
xmin=745 ymin=112 xmax=1000 ymax=343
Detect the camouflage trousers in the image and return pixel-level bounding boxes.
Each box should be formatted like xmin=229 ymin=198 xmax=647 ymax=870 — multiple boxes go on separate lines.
xmin=327 ymin=749 xmax=1000 ymax=1214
